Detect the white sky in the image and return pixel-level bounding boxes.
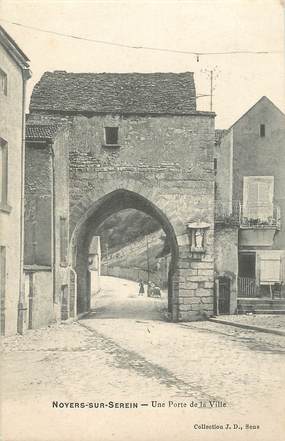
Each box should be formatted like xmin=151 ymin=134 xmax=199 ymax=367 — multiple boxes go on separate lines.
xmin=0 ymin=0 xmax=284 ymax=127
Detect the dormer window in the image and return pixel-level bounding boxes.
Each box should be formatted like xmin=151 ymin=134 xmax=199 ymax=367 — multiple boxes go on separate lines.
xmin=104 ymin=127 xmax=119 ymax=146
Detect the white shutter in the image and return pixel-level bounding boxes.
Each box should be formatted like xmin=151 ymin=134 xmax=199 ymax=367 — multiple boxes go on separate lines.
xmin=259 ymin=251 xmax=281 ymax=284
xmin=0 ymin=147 xmax=3 ymax=199
xmin=281 ymin=252 xmax=285 ymax=283
xmin=243 ymin=176 xmax=274 ymax=220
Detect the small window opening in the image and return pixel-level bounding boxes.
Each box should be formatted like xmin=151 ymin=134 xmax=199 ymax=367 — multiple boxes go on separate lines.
xmin=105 ymin=127 xmax=119 ymax=145
xmin=0 ymin=138 xmax=8 ymax=206
xmin=214 ymin=158 xmax=217 ymax=175
xmin=260 ymin=124 xmax=265 ymax=137
xmin=0 ymin=69 xmax=7 ymax=95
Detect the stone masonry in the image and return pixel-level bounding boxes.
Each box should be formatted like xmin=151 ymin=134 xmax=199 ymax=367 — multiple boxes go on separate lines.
xmin=26 ymin=71 xmax=216 ymax=322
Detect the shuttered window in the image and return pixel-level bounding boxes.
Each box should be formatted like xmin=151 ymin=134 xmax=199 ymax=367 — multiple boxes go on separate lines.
xmin=259 ymin=251 xmax=282 ymax=284
xmin=243 ymin=176 xmax=274 ymax=220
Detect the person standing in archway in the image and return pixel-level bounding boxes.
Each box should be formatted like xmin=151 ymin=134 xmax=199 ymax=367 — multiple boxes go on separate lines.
xmin=138 ymin=280 xmax=145 ymax=296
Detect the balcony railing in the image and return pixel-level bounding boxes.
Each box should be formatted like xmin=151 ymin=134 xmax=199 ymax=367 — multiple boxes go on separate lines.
xmin=215 ymin=201 xmax=281 ymax=229
xmin=239 ymin=203 xmax=281 ymax=229
xmin=238 ymin=277 xmax=258 ymax=297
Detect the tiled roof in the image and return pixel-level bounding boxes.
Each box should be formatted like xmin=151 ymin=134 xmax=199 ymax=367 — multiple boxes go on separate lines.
xmin=215 ymin=129 xmax=227 ymax=144
xmin=30 ymin=71 xmax=197 ymax=114
xmin=26 ymin=124 xmax=58 ymax=140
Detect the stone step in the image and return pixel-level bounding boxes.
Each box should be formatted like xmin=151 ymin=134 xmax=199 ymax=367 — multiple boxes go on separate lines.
xmin=238 ymin=298 xmax=285 ymax=302
xmin=238 ymin=298 xmax=285 ymax=313
xmin=238 ymin=300 xmax=285 ymax=305
xmin=248 ymin=310 xmax=285 ymax=314
xmin=238 ymin=302 xmax=285 ymax=307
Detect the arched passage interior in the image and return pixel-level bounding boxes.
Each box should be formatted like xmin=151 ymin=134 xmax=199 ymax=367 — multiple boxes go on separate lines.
xmin=72 ymin=189 xmax=179 ymax=319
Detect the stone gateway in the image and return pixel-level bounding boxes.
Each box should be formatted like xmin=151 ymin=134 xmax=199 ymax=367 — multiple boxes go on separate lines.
xmin=25 ymin=71 xmax=216 ymax=324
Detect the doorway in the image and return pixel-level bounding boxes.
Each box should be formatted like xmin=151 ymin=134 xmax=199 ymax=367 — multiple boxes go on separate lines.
xmin=215 ymin=277 xmax=231 ymax=314
xmin=239 ymin=252 xmax=256 ymax=278
xmin=238 ymin=252 xmax=257 ymax=297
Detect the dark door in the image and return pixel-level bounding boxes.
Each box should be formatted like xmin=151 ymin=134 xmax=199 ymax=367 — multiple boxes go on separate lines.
xmin=239 ymin=252 xmax=256 ymax=278
xmin=238 ymin=252 xmax=257 ymax=297
xmin=218 ymin=277 xmax=231 ymax=314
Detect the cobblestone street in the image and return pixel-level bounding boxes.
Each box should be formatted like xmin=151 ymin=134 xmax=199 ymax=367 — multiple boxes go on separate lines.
xmin=2 ymin=277 xmax=285 ymax=441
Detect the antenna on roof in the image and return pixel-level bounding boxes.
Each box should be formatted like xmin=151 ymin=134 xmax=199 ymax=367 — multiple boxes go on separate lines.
xmin=200 ymin=66 xmax=220 ymax=111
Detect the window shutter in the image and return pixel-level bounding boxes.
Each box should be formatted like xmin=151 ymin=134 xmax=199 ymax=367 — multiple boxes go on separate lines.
xmin=259 ymin=251 xmax=281 ymax=284
xmin=281 ymin=252 xmax=285 ymax=283
xmin=243 ymin=176 xmax=274 ymax=219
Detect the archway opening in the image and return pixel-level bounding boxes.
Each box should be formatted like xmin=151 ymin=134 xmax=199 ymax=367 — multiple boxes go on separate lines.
xmin=73 ymin=189 xmax=179 ymax=321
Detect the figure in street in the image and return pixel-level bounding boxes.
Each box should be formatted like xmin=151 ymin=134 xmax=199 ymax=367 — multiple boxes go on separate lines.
xmin=138 ymin=280 xmax=145 ymax=296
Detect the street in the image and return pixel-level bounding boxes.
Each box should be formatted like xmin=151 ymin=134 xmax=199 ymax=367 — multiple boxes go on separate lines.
xmin=2 ymin=276 xmax=285 ymax=441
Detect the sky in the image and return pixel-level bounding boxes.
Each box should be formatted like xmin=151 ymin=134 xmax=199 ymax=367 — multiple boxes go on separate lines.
xmin=0 ymin=0 xmax=284 ymax=128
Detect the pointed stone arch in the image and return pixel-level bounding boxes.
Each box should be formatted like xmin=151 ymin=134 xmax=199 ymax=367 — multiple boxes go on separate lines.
xmin=69 ymin=188 xmax=181 ymax=320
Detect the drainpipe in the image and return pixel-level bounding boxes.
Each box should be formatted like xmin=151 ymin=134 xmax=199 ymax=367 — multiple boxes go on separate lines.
xmin=17 ymin=67 xmax=31 ymax=335
xmin=68 ymin=265 xmax=77 ymax=318
xmin=49 ymin=143 xmax=56 ymax=307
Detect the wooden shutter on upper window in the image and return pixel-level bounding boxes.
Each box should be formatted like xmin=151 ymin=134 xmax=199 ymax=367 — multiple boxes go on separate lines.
xmin=243 ymin=176 xmax=274 ymax=220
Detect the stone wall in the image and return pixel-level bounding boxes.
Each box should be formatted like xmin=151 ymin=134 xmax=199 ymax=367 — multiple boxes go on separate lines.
xmin=0 ymin=43 xmax=24 ymax=335
xmin=67 ymin=112 xmax=216 ymax=321
xmin=24 ymin=144 xmax=52 ymax=266
xmin=104 ymin=230 xmax=162 ymax=265
xmin=214 ymin=225 xmax=239 ymax=314
xmin=215 ymin=131 xmax=232 ymax=216
xmin=101 ymin=264 xmax=161 ymax=287
xmin=24 ymin=269 xmax=54 ymax=329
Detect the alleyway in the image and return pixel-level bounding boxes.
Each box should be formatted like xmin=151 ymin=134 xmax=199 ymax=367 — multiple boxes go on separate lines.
xmin=1 ymin=277 xmax=285 ymax=441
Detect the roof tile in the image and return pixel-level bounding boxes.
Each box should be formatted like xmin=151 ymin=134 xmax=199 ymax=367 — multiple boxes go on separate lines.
xmin=30 ymin=71 xmax=197 ymax=114
xmin=26 ymin=124 xmax=58 ymax=140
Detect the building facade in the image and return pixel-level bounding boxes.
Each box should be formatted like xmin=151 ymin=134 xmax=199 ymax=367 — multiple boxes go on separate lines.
xmin=0 ymin=26 xmax=31 ymax=335
xmin=25 ymin=71 xmax=216 ymax=326
xmin=215 ymin=97 xmax=285 ymax=314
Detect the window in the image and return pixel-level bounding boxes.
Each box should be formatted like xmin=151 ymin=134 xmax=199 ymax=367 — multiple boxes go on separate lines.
xmin=213 ymin=158 xmax=217 ymax=175
xmin=259 ymin=251 xmax=281 ymax=284
xmin=243 ymin=176 xmax=274 ymax=220
xmin=60 ymin=217 xmax=68 ymax=265
xmin=0 ymin=69 xmax=7 ymax=95
xmin=260 ymin=124 xmax=265 ymax=137
xmin=104 ymin=127 xmax=119 ymax=145
xmin=0 ymin=139 xmax=8 ymax=208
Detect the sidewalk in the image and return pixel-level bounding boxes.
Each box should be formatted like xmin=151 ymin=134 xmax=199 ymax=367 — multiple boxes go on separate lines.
xmin=209 ymin=314 xmax=285 ymax=336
